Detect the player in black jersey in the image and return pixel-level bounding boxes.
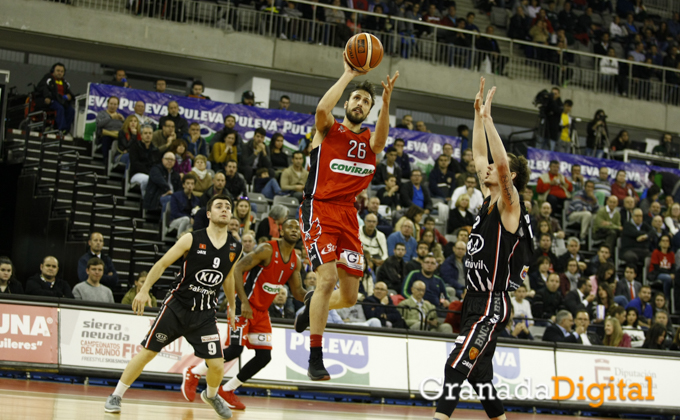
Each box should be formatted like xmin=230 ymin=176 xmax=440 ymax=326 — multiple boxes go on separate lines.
xmin=433 ymin=78 xmax=533 ymax=420
xmin=105 ymin=194 xmax=241 ymax=419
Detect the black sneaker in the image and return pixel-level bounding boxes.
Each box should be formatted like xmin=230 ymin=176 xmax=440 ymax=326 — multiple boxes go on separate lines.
xmin=307 ymin=351 xmax=330 ymax=381
xmin=294 ymin=290 xmax=314 ymax=333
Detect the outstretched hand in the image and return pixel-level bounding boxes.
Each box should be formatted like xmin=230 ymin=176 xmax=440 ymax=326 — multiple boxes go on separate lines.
xmin=343 ymin=52 xmax=368 ymax=78
xmin=482 ymin=86 xmax=496 ymax=119
xmin=474 ymin=77 xmax=485 ymax=116
xmin=381 ymin=71 xmax=400 ymax=105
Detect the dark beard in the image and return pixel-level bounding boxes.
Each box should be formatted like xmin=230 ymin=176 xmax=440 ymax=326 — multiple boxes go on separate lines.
xmin=345 ymin=108 xmax=367 ymax=125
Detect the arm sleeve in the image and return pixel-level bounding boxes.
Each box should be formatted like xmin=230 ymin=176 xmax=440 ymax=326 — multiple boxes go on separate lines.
xmin=280 ymin=169 xmax=294 ymax=190
xmin=378 ymin=234 xmax=389 ymax=261
xmin=402 ymin=272 xmax=415 ymax=298
xmin=170 ymin=194 xmax=182 ymax=220
xmin=386 ymin=234 xmax=396 ymax=257
xmin=72 ymin=285 xmax=82 ymax=300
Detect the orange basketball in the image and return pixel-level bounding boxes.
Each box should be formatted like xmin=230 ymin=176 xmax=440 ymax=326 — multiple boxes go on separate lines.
xmin=345 ymin=33 xmax=384 ymax=72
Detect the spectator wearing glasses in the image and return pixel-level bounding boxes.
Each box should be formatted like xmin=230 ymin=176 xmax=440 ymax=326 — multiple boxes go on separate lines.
xmin=152 ymin=119 xmax=177 ymax=153
xmin=362 ymin=282 xmax=407 ymax=328
xmin=402 ymin=254 xmax=450 ymax=309
xmin=398 ymin=280 xmax=453 ymax=333
xmin=144 ymin=152 xmax=181 ymax=212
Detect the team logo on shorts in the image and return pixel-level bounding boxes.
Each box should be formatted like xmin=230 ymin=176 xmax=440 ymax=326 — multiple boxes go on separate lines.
xmin=467 ymin=234 xmax=485 ymax=255
xmin=340 ymin=250 xmax=363 ymax=271
xmin=320 ymin=244 xmax=337 ymax=255
xmin=469 ymin=347 xmax=479 ymax=361
xmin=201 ymin=334 xmax=220 ymax=343
xmin=155 ymin=333 xmax=168 ymax=343
xmin=520 ymin=265 xmax=530 ymax=281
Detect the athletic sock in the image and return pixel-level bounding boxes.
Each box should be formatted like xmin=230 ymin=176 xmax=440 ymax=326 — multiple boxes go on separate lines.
xmin=222 ymin=377 xmax=243 ymax=392
xmin=191 ymin=361 xmax=209 ymax=376
xmin=206 ymin=385 xmax=218 ymax=398
xmin=112 ymin=381 xmax=130 ymax=398
xmin=310 ymin=334 xmax=323 ymax=349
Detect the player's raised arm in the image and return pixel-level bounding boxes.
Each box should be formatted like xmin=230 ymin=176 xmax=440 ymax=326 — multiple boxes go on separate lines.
xmin=132 ymin=233 xmax=193 ymax=316
xmin=315 ymin=54 xmax=366 ymax=139
xmin=481 ymin=86 xmax=520 ymax=213
xmin=230 ymin=243 xmax=273 ymax=320
xmin=370 ymin=71 xmax=399 ymax=154
xmin=473 ymin=77 xmax=490 ymax=199
xmin=286 ymin=259 xmax=307 ymax=303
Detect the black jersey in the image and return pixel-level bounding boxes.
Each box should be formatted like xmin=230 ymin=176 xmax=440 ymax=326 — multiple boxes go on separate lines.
xmin=465 ymin=197 xmax=534 ymax=293
xmin=165 ymin=229 xmax=242 ymax=312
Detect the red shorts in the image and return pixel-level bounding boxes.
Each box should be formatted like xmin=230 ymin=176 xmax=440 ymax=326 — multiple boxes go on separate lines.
xmin=299 ymin=199 xmax=364 ymax=277
xmin=226 ymin=307 xmax=272 ymax=350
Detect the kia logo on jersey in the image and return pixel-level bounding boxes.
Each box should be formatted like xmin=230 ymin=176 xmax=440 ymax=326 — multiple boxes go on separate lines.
xmin=195 ymin=269 xmax=225 ymax=287
xmin=329 ymin=159 xmax=375 ymax=177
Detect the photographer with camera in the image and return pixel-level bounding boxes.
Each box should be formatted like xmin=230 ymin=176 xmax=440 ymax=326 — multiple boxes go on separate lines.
xmin=586 ymin=109 xmax=608 ymax=158
xmin=535 ymin=87 xmax=564 ymax=151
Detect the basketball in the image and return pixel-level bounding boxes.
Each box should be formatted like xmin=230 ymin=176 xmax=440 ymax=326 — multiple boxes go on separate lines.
xmin=345 ymin=33 xmax=384 ymax=72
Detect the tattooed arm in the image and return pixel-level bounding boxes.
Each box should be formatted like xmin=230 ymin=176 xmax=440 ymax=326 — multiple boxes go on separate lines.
xmin=473 ymin=78 xmax=490 ymax=198
xmin=231 ymin=243 xmax=273 ymax=320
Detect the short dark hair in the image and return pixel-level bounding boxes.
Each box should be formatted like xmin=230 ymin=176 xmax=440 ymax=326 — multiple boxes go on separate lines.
xmin=585 ymin=180 xmax=595 ymax=188
xmin=394 ymin=138 xmax=405 ymax=145
xmin=599 ymin=245 xmax=611 ymax=252
xmin=280 ymin=95 xmax=290 ymax=101
xmin=536 ymin=255 xmax=551 ymax=266
xmin=254 ymin=127 xmax=266 ymax=137
xmin=549 ymin=160 xmax=560 ymax=166
xmin=640 ymin=285 xmax=652 ymax=292
xmin=516 ymin=284 xmax=527 ymax=291
xmin=625 ymin=265 xmax=636 ymax=272
xmin=540 ymin=232 xmax=552 ymax=241
xmin=610 ymin=306 xmax=625 ymax=317
xmin=577 ymin=278 xmax=589 ymax=289
xmin=183 ymin=173 xmax=197 ymax=185
xmin=224 ymin=114 xmax=236 ymax=121
xmin=411 ymin=169 xmax=422 ymax=176
xmin=424 ymin=216 xmax=435 ymax=224
xmin=206 ymin=194 xmax=233 ymax=213
xmin=191 ymin=81 xmax=204 ymax=89
xmin=292 ymin=151 xmax=304 ymax=159
xmin=467 ymin=11 xmax=475 ymax=17
xmin=564 ymin=99 xmax=574 ymax=107
xmin=190 ymin=122 xmax=200 ymax=128
xmin=50 ymin=62 xmax=65 ymax=73
xmin=348 ymin=81 xmax=376 ymax=109
xmin=87 ymin=257 xmax=105 ymax=269
xmin=394 ymin=242 xmax=406 ymax=250
xmin=417 ymin=241 xmax=430 ymax=248
xmin=225 ymin=159 xmax=237 ymax=166
xmin=385 ymin=146 xmax=397 ymax=154
xmin=256 ymin=167 xmax=270 ymax=177
xmin=386 ymin=174 xmax=397 ymax=182
xmin=108 ymin=96 xmax=119 ymax=104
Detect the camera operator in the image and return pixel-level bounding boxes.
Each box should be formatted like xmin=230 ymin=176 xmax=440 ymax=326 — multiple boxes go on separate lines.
xmin=586 ymin=109 xmax=608 ymax=158
xmin=545 ymin=87 xmax=564 ymax=152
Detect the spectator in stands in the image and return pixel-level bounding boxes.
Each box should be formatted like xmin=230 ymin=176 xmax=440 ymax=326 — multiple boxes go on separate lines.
xmin=447 ymin=194 xmax=475 ymax=235
xmin=593 ymin=282 xmax=616 ymax=322
xmin=405 ymin=242 xmax=430 ymax=274
xmin=421 ymin=216 xmax=447 ymax=246
xmin=421 ymin=230 xmax=445 ymax=265
xmin=612 ymin=170 xmax=640 ymax=206
xmin=532 ymin=233 xmax=558 ymax=272
xmin=268 ymin=133 xmax=289 ymax=173
xmin=502 ymin=305 xmax=533 ymax=340
xmin=395 ymin=205 xmax=425 ymax=241
xmin=170 ymin=139 xmax=192 ymax=177
xmin=648 ymin=214 xmax=667 ymax=250
xmin=535 ymin=219 xmax=566 ymax=256
xmin=0 ymin=257 xmax=22 ymax=295
xmin=593 ymin=166 xmax=611 ymax=195
xmin=400 ymin=169 xmax=432 ymax=213
xmin=439 ymin=241 xmax=466 ymax=299
xmin=574 ymin=310 xmax=602 ymax=345
xmin=560 ymin=258 xmax=582 ymax=296
xmin=415 ymin=121 xmax=429 ymax=133
xmin=121 ymin=271 xmax=157 ymax=307
xmin=542 ymin=310 xmax=582 ymax=343
xmin=269 ymin=288 xmax=295 ymax=319
xmin=512 ymin=285 xmax=534 ymax=324
xmin=429 ymin=155 xmax=457 ymax=204
xmin=620 ymin=208 xmax=651 ymax=268
xmin=255 ymin=204 xmax=288 ymax=241
xmin=393 ymin=138 xmax=411 ymax=179
xmin=373 ymin=146 xmax=402 ymax=186
xmin=159 ymin=101 xmax=189 ymax=138
xmin=36 ymin=63 xmax=75 ymax=134
xmin=190 ymin=155 xmax=212 ymax=198
xmin=586 ymin=245 xmax=612 ymax=277
xmin=224 ymin=160 xmax=247 ymax=200
xmin=199 ymin=172 xmax=227 ymax=207
xmin=642 ymin=193 xmax=662 ymax=223
xmin=152 ymin=119 xmax=177 ymax=154
xmin=642 ymin=323 xmax=668 ymax=349
xmin=96 ymin=96 xmax=124 ymax=163
xmin=129 ymin=125 xmax=159 ymax=197
xmin=534 ymin=273 xmax=564 ymax=319
xmin=537 ymin=160 xmax=573 ymax=215
xmin=362 ymin=281 xmax=406 ymax=328
xmin=377 ymin=175 xmax=401 ymax=211
xmin=186 ymin=123 xmax=208 ymax=161
xmin=566 ymin=180 xmax=598 ymax=241
xmin=209 ymin=132 xmax=237 ymax=173
xmin=398 ymin=280 xmax=453 ymax=333
xmin=253 ymin=167 xmax=286 ymax=199
xmin=278 ymin=151 xmax=306 ymax=202
xmin=377 ymin=243 xmax=407 ymax=293
xmin=477 ymin=26 xmax=506 ymax=75
xmin=649 ymin=234 xmax=675 ymax=302
xmin=228 ymin=218 xmax=241 ymax=242
xmin=233 ymin=198 xmax=255 ymax=235
xmin=25 ymin=256 xmax=73 ymax=298
xmin=610 ymin=130 xmax=632 ymax=153
xmin=361 ymin=213 xmax=389 ymax=269
xmin=402 ymin=254 xmax=449 ymax=308
xmin=450 ymin=174 xmax=484 ymax=216
xmin=241 ymin=233 xmax=256 ymax=254
xmin=388 ymin=219 xmax=418 ymax=262
xmin=509 ymin=6 xmax=531 ymax=41
xmin=115 ymin=115 xmax=140 ymax=167
xmin=593 ymin=195 xmax=623 ymax=252
xmin=556 ymin=237 xmax=587 ymax=273
xmin=361 ymin=197 xmax=392 ymax=237
xmin=168 ymin=174 xmax=199 ymax=238
xmin=144 ymin=152 xmax=181 ymax=212
xmin=72 ymin=257 xmax=114 ymax=303
xmin=396 ymin=115 xmax=414 ymax=130
xmin=441 ymin=143 xmax=462 ymax=175
xmin=278 ymin=95 xmax=291 ymax=111
xmin=155 ymin=79 xmax=166 ymax=93
xmin=188 ymin=81 xmax=210 ymax=100
xmin=530 ymin=256 xmax=551 ymax=295
xmin=626 ymin=284 xmax=653 ymax=327
xmin=240 ymin=127 xmax=273 ymax=182
xmin=653 ymin=309 xmax=675 ymax=342
xmin=133 ymin=101 xmax=154 ymax=129
xmin=108 ymin=69 xmax=129 ymax=88
xmin=565 ymin=278 xmax=595 ymax=317
xmin=619 ymin=196 xmax=636 ymax=224
xmin=599 ymin=48 xmax=621 ymax=94
xmin=77 ymin=232 xmax=118 ymax=289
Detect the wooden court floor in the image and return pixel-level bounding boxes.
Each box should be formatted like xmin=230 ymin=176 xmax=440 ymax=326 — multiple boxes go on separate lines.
xmin=0 ymin=378 xmax=612 ymax=420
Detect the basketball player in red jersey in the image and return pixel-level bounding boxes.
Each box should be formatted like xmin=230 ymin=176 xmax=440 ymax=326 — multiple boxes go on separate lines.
xmin=294 ymin=54 xmax=399 ymax=380
xmin=181 ymin=219 xmax=306 ymax=409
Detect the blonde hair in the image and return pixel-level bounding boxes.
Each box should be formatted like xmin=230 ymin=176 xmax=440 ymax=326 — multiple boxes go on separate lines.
xmin=194 ymin=154 xmax=207 ymax=164
xmin=122 ymin=115 xmax=140 ymax=134
xmin=455 ymin=193 xmax=471 ymax=209
xmin=603 ymin=317 xmax=624 ymax=347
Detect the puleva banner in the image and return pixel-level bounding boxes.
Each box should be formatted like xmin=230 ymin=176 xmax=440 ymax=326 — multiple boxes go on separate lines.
xmin=527 ymin=147 xmax=680 ymax=191
xmin=85 ymin=83 xmax=461 ymax=175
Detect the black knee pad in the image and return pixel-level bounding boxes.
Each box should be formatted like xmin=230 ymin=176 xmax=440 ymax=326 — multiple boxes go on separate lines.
xmin=223 ymin=345 xmax=244 ymax=362
xmin=237 ymin=349 xmax=272 ymax=382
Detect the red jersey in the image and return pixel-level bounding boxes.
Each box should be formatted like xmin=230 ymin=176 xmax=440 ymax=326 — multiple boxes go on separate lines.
xmin=238 ymin=240 xmax=298 ymax=312
xmin=303 ymin=121 xmax=376 ymax=203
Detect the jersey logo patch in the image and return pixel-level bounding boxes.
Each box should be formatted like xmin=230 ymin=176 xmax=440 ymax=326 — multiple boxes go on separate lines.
xmin=230 ymin=252 xmax=236 ymax=262
xmin=199 ymin=243 xmax=207 ymax=250
xmin=195 ymin=269 xmax=225 ymax=287
xmin=320 ymin=244 xmax=337 ymax=255
xmin=329 ymin=159 xmax=375 ymax=177
xmin=262 ymin=282 xmax=282 ymax=294
xmin=467 ymin=234 xmax=485 ymax=256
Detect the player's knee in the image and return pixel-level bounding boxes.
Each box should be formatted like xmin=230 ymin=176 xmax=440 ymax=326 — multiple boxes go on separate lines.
xmin=256 ymin=349 xmax=272 ymax=365
xmin=341 ymin=289 xmax=358 ymax=307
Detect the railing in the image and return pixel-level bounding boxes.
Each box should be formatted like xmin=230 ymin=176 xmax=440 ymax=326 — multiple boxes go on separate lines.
xmin=56 ymin=0 xmax=680 ymax=107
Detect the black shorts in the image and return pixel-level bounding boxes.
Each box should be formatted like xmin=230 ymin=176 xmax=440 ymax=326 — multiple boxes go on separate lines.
xmin=141 ymin=298 xmax=224 ymax=359
xmin=446 ymin=291 xmax=511 ymax=382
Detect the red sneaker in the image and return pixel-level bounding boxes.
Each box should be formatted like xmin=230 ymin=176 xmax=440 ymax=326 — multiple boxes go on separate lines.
xmin=181 ymin=365 xmax=200 ymax=402
xmin=217 ymin=388 xmax=246 ymax=410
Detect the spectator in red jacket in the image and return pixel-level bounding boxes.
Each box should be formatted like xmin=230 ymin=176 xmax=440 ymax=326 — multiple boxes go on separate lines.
xmin=611 ymin=170 xmax=640 ymax=206
xmin=536 ymin=160 xmax=573 ymax=215
xmin=35 ymin=63 xmax=75 ymax=133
